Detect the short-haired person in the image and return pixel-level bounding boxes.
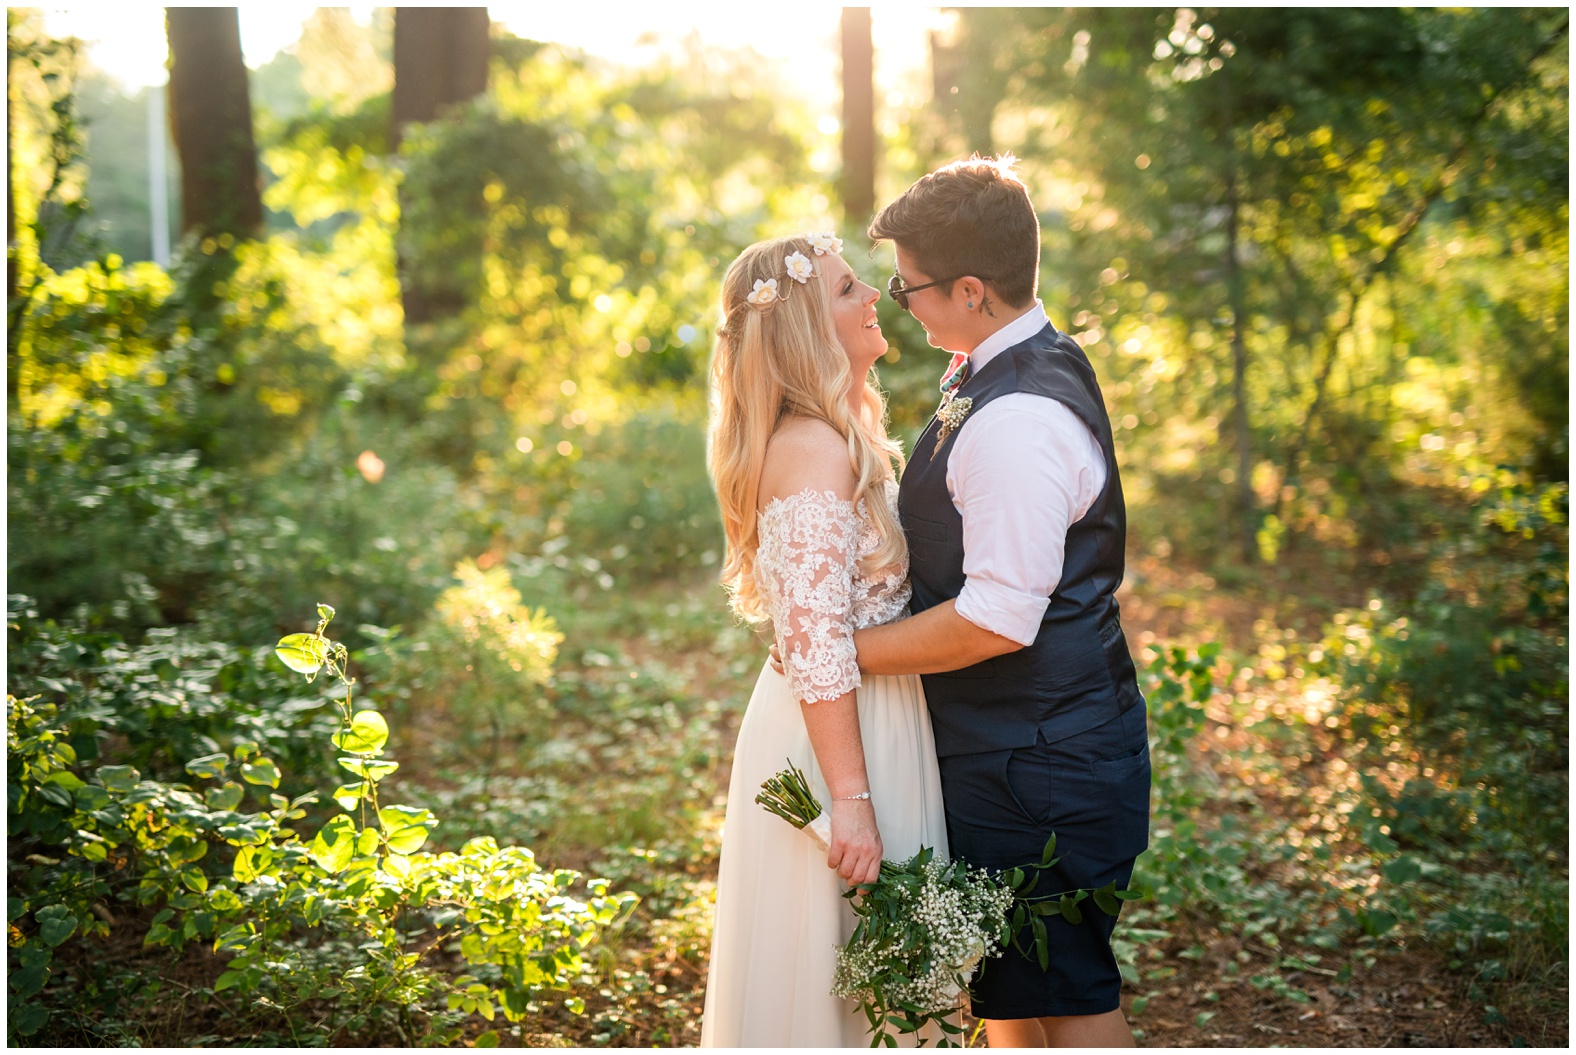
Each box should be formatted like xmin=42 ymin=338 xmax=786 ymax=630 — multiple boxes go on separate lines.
xmin=857 ymin=155 xmax=1149 ymax=1047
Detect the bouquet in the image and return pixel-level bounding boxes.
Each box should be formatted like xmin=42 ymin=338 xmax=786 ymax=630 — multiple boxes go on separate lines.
xmin=757 ymin=760 xmax=1140 ymax=1048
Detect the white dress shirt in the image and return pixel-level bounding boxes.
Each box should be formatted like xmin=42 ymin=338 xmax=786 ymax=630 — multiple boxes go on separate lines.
xmin=945 ymin=302 xmax=1109 ymax=647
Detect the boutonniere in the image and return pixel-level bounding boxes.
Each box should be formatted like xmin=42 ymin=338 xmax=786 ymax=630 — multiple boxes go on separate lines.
xmin=932 ymin=396 xmax=974 ymax=457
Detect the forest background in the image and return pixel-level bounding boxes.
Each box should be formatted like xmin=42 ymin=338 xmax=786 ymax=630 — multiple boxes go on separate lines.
xmin=6 ymin=5 xmax=1568 ymax=1047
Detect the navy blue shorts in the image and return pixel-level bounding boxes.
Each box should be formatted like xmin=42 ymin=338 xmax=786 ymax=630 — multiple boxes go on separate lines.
xmin=937 ymin=703 xmax=1151 ymax=1020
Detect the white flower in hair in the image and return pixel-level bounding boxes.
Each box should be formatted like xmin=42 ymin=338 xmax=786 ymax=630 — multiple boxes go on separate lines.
xmin=806 ymin=231 xmax=843 ymax=256
xmin=747 ymin=277 xmax=780 ymax=305
xmin=784 ymin=251 xmax=816 ymax=284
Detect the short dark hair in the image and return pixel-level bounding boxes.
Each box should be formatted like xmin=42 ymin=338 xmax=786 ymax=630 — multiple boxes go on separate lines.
xmin=867 ymin=154 xmax=1040 ymax=309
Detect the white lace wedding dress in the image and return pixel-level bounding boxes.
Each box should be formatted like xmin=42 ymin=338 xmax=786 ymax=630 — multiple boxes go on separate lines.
xmin=700 ymin=484 xmax=949 ymax=1048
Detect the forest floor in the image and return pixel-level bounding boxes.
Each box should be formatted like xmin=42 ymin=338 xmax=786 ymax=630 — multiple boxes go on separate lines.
xmin=55 ymin=543 xmax=1563 ymax=1047
xmin=437 ymin=538 xmax=1565 ymax=1049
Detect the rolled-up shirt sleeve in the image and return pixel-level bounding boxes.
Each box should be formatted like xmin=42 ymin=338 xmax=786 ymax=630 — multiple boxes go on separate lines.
xmin=947 ymin=395 xmax=1107 ymax=647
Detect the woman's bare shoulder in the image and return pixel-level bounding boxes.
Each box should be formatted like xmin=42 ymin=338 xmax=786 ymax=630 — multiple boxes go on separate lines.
xmin=759 ymin=416 xmax=856 ymax=506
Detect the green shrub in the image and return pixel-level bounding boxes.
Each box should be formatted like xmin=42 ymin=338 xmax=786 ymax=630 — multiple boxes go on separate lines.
xmin=555 ymin=407 xmax=721 ymax=581
xmin=6 ymin=606 xmax=633 ymax=1045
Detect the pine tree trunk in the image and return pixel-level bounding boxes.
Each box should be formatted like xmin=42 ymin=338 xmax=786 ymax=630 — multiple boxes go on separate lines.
xmin=392 ymin=7 xmax=490 ymax=325
xmin=839 ymin=8 xmax=875 ymax=224
xmin=1220 ymin=69 xmax=1257 ymax=564
xmin=391 ymin=7 xmax=490 ymax=148
xmin=165 ymin=8 xmax=261 ymax=240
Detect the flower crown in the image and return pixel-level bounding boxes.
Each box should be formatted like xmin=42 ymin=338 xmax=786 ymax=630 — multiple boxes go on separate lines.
xmin=744 ymin=231 xmax=844 ymax=307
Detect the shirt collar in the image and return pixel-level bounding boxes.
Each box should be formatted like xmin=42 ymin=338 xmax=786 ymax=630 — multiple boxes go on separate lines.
xmin=969 ymin=301 xmax=1049 ymax=374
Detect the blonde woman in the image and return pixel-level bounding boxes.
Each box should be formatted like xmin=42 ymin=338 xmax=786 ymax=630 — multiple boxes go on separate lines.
xmin=700 ymin=234 xmax=948 ymax=1047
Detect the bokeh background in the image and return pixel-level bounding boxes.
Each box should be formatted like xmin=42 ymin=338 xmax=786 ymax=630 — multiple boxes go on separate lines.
xmin=7 ymin=6 xmax=1567 ymax=1047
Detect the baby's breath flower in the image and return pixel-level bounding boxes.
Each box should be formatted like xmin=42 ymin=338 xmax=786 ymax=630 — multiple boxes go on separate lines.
xmin=831 ymin=850 xmax=1015 ymax=1041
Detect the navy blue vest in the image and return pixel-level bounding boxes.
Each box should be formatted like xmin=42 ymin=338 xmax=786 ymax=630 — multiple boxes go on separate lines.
xmin=898 ymin=322 xmax=1143 ymax=757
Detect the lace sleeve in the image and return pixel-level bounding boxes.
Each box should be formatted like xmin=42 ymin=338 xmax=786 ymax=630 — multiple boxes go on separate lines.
xmin=756 ymin=489 xmax=862 ymax=704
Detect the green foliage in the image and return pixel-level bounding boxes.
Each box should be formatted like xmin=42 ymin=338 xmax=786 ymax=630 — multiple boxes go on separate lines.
xmin=552 ymin=406 xmax=722 ymax=581
xmin=6 ymin=606 xmax=633 ymax=1045
xmin=1316 ymin=479 xmax=1567 ymax=858
xmin=7 ymin=595 xmax=341 ymax=784
xmin=372 ymin=559 xmax=561 ymax=760
xmin=953 ymin=7 xmax=1568 ymax=564
xmin=9 ymin=8 xmax=1566 ymax=1045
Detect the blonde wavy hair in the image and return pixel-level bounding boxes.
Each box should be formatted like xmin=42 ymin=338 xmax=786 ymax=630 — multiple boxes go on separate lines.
xmin=707 ymin=234 xmax=907 ymax=624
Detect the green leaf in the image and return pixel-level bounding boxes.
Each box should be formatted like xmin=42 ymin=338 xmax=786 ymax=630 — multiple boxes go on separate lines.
xmin=379 ymin=805 xmax=436 ymax=855
xmin=208 ymin=886 xmax=243 ymax=913
xmin=42 ymin=770 xmax=84 ymax=792
xmin=1383 ymin=855 xmax=1423 ymax=885
xmin=1357 ymin=907 xmax=1398 ymax=937
xmin=214 ymin=969 xmax=245 ymax=992
xmin=1094 ymin=884 xmax=1121 ymax=917
xmin=333 ymin=782 xmax=367 ymax=810
xmin=233 ymin=846 xmax=272 ymax=884
xmin=1040 ymin=833 xmax=1058 ymax=867
xmin=498 ymin=986 xmax=532 ymax=1020
xmin=332 ymin=710 xmax=390 ymax=755
xmin=185 ymin=753 xmax=229 ymax=780
xmin=274 ymin=633 xmax=326 ymax=674
xmin=474 ymin=1030 xmax=500 ymax=1047
xmin=181 ymin=868 xmax=209 ymax=893
xmin=240 ymin=758 xmax=280 ymax=788
xmin=98 ymin=765 xmax=140 ymax=793
xmin=11 ymin=963 xmax=49 ymax=998
xmin=205 ymin=783 xmax=244 ymax=811
xmin=16 ymin=942 xmax=50 ymax=969
xmin=355 ymin=828 xmax=380 ymax=855
xmin=213 ymin=923 xmax=254 ymax=952
xmin=565 ymin=996 xmax=585 ymax=1015
xmin=37 ymin=910 xmax=77 ymax=948
xmin=10 ymin=1000 xmax=50 ymax=1035
xmin=316 ymin=603 xmax=336 ymax=624
xmin=73 ymin=784 xmax=112 ymax=811
xmin=1031 ymin=914 xmax=1049 ymax=971
xmin=167 ymin=837 xmax=208 ymax=867
xmin=1059 ymin=895 xmax=1084 ymax=925
xmin=337 ymin=757 xmax=399 ymax=781
xmin=275 ymin=633 xmax=327 ymax=676
xmin=311 ymin=816 xmax=358 ymax=874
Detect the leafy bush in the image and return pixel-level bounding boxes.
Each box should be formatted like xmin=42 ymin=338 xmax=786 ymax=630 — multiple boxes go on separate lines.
xmin=554 ymin=407 xmax=722 ymax=580
xmin=366 ymin=559 xmax=561 ymax=764
xmin=7 ymin=595 xmax=340 ymax=785
xmin=1316 ymin=480 xmax=1568 ymax=860
xmin=6 ymin=606 xmax=634 ymax=1045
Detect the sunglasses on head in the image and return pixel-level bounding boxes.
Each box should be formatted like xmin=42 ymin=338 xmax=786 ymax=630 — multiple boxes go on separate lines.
xmin=887 ymin=273 xmax=993 ymax=312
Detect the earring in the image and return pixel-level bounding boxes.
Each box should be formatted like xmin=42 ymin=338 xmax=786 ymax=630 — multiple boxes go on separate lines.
xmin=967 ymin=300 xmax=974 ymax=309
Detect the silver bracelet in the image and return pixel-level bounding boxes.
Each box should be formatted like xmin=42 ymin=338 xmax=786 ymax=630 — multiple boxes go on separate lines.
xmin=833 ymin=791 xmax=871 ymax=801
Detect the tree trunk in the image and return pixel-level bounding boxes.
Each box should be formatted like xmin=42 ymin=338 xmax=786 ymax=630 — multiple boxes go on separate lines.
xmin=1220 ymin=70 xmax=1256 ymax=564
xmin=839 ymin=8 xmax=875 ymax=224
xmin=165 ymin=8 xmax=261 ymax=240
xmin=1224 ymin=178 xmax=1256 ymax=564
xmin=7 ymin=17 xmax=18 ymax=313
xmin=391 ymin=7 xmax=489 ymax=149
xmin=392 ymin=7 xmax=490 ymax=325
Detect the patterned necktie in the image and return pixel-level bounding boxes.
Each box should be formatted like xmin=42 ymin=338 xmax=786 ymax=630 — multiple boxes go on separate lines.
xmin=938 ymin=352 xmax=971 ymax=399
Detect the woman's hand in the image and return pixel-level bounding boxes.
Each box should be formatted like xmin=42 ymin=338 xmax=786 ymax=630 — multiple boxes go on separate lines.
xmin=826 ymin=797 xmax=882 ymax=886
